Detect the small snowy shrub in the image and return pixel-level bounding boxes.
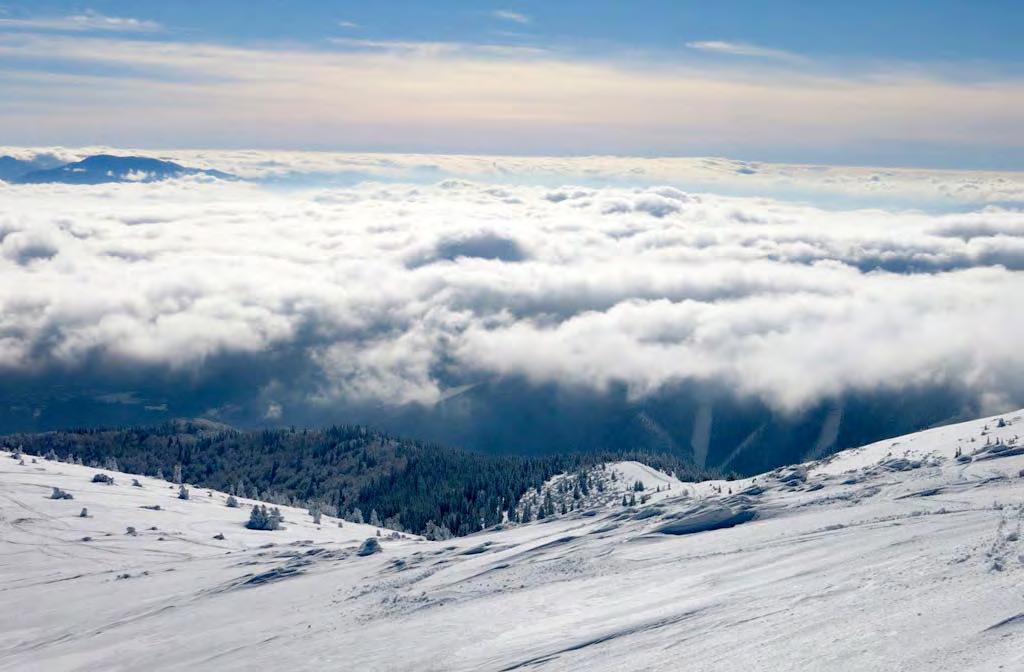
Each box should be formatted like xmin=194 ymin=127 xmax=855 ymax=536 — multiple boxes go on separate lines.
xmin=177 ymin=485 xmax=190 ymax=500
xmin=126 ymin=526 xmax=137 ymax=536
xmin=50 ymin=487 xmax=74 ymax=500
xmin=91 ymin=473 xmax=114 ymax=485
xmin=226 ymin=495 xmax=239 ymax=508
xmin=132 ymin=479 xmax=143 ymax=487
xmin=79 ymin=508 xmax=88 ymax=518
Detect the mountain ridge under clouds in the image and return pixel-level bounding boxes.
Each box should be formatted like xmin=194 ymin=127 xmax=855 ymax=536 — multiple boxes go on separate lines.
xmin=2 ymin=153 xmax=233 ymax=184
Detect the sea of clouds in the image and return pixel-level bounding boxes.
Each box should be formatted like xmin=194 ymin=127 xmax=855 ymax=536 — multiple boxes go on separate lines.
xmin=1 ymin=154 xmax=1022 ymax=435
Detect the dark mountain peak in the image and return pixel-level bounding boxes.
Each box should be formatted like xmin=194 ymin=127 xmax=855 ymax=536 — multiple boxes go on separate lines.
xmin=77 ymin=154 xmax=187 ymax=171
xmin=7 ymin=153 xmax=234 ymax=185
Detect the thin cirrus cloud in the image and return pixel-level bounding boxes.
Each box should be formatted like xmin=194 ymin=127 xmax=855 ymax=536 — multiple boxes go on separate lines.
xmin=685 ymin=40 xmax=803 ymax=62
xmin=0 ymin=28 xmax=1021 ymax=163
xmin=492 ymin=10 xmax=531 ymax=24
xmin=0 ymin=11 xmax=161 ymax=33
xmin=0 ymin=10 xmax=1023 ymax=163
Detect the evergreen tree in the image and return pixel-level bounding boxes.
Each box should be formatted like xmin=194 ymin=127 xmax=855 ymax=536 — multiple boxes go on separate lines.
xmin=246 ymin=504 xmax=283 ymax=531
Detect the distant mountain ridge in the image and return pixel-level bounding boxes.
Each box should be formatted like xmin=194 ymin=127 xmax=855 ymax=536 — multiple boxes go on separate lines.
xmin=0 ymin=154 xmax=64 ymax=181
xmin=1 ymin=153 xmax=233 ymax=184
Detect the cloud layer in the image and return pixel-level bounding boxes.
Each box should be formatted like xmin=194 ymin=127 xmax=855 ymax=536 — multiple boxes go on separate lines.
xmin=4 ymin=146 xmax=1023 ymax=207
xmin=1 ymin=166 xmax=1022 ymax=431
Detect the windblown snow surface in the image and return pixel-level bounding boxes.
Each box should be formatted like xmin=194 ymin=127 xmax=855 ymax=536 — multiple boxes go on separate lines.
xmin=2 ymin=411 xmax=1024 ymax=671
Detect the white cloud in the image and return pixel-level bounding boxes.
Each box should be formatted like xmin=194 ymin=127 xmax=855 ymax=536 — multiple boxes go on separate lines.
xmin=686 ymin=40 xmax=801 ymax=62
xmin=0 ymin=169 xmax=1020 ymax=418
xmin=0 ymin=11 xmax=160 ymax=33
xmin=492 ymin=10 xmax=530 ymax=25
xmin=5 ymin=147 xmax=1020 ymax=206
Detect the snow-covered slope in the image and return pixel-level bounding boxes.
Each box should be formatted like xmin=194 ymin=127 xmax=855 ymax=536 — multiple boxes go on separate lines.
xmin=2 ymin=411 xmax=1023 ymax=671
xmin=517 ymin=460 xmax=688 ymax=521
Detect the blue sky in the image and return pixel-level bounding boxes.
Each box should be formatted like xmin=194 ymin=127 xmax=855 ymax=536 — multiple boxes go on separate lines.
xmin=1 ymin=1 xmax=1023 ymax=167
xmin=8 ymin=0 xmax=1024 ymax=64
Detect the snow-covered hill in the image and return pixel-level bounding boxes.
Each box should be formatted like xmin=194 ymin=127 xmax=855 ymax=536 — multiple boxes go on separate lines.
xmin=517 ymin=461 xmax=689 ymax=520
xmin=2 ymin=411 xmax=1023 ymax=671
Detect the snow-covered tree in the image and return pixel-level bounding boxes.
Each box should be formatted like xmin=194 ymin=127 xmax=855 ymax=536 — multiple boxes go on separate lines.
xmin=246 ymin=504 xmax=283 ymax=531
xmin=423 ymin=520 xmax=452 ymax=540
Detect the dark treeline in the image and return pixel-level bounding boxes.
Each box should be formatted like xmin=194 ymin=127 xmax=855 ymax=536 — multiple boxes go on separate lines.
xmin=0 ymin=418 xmax=721 ymax=536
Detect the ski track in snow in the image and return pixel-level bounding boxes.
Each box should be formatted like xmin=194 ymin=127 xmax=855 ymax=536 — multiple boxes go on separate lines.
xmin=1 ymin=410 xmax=1023 ymax=671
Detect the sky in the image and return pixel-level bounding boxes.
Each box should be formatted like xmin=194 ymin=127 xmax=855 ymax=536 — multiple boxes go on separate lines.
xmin=1 ymin=1 xmax=1023 ymax=167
